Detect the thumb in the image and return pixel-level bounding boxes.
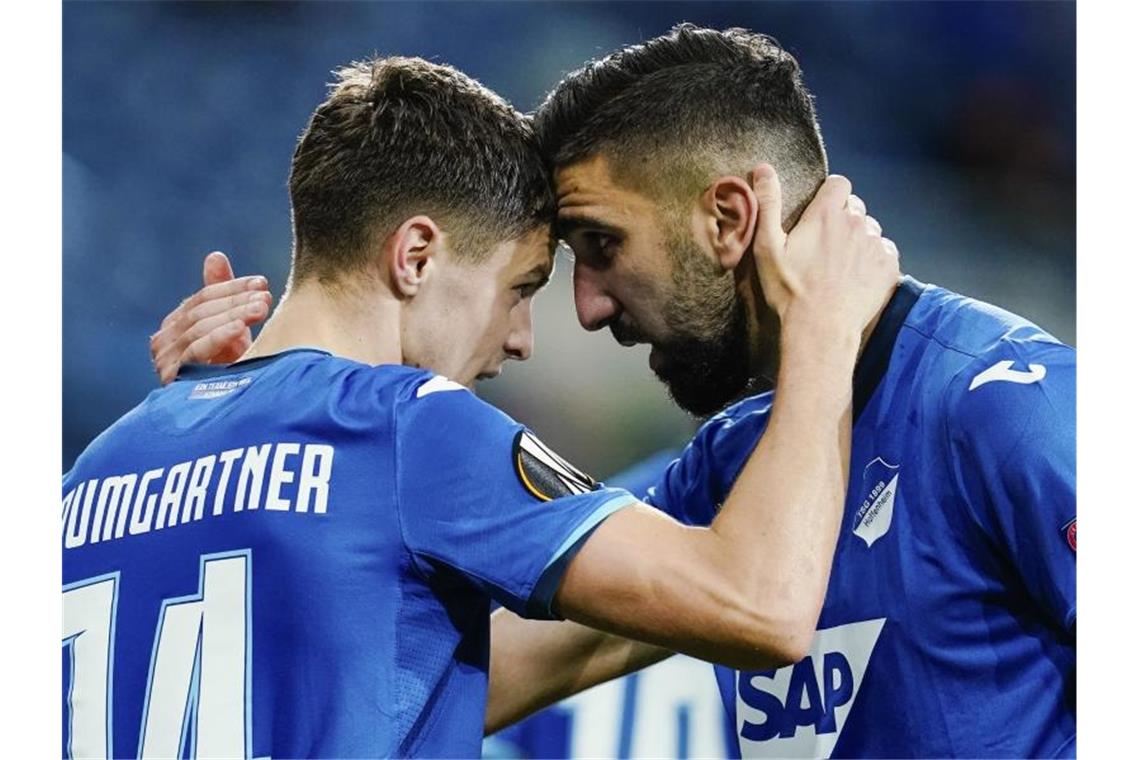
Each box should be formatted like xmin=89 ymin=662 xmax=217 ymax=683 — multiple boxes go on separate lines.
xmin=202 ymin=251 xmax=236 ymax=286
xmin=750 ymin=164 xmax=785 ymax=262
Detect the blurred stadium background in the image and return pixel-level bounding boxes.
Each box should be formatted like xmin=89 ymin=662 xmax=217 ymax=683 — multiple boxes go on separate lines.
xmin=63 ymin=2 xmax=1074 ymax=757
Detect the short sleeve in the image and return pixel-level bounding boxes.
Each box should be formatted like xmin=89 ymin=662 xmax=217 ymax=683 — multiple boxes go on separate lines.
xmin=947 ymin=340 xmax=1076 ymax=633
xmin=393 ymin=378 xmax=635 ymax=619
xmin=643 ymin=394 xmax=774 ymax=527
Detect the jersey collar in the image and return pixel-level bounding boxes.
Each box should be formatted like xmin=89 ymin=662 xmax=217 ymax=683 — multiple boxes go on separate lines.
xmin=853 ymin=276 xmax=924 ymax=420
xmin=176 ymin=347 xmax=332 ymax=382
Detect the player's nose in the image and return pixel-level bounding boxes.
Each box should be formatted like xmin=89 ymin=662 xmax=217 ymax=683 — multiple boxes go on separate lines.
xmin=504 ymin=302 xmax=534 ymax=362
xmin=573 ymin=259 xmax=620 ymax=331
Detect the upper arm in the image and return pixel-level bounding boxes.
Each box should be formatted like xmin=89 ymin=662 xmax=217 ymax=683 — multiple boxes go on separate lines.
xmin=486 ymin=608 xmax=671 ymax=734
xmin=394 ymin=380 xmax=635 ymax=618
xmin=947 ymin=341 xmax=1076 ymax=632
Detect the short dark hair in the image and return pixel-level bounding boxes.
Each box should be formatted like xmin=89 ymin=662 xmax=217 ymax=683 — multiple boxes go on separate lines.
xmin=534 ymin=24 xmax=827 ymax=226
xmin=289 ymin=56 xmax=554 ymax=284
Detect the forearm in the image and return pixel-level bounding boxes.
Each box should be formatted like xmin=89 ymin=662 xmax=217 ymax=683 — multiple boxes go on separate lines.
xmin=554 ymin=324 xmax=858 ymax=669
xmin=707 ymin=318 xmax=858 ymax=655
xmin=486 ymin=608 xmax=671 ymax=735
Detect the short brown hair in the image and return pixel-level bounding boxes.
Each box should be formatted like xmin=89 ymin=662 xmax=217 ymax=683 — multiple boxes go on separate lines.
xmin=534 ymin=24 xmax=827 ymax=226
xmin=289 ymin=56 xmax=554 ymax=284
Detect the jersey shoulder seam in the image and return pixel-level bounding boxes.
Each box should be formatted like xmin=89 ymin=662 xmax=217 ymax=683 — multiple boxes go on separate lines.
xmin=390 ymin=374 xmax=435 ymax=583
xmin=898 ymin=322 xmax=988 ymax=361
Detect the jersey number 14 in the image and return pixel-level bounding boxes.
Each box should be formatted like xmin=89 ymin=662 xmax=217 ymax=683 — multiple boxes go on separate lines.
xmin=62 ymin=551 xmax=251 ymax=760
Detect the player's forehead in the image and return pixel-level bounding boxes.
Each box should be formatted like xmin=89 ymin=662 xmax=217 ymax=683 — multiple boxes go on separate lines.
xmin=554 ymin=154 xmax=657 ymax=237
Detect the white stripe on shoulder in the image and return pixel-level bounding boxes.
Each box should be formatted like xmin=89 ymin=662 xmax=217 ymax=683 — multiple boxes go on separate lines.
xmin=416 ymin=375 xmax=467 ymax=398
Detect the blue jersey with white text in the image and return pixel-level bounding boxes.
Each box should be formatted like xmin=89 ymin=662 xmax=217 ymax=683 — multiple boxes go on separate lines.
xmin=62 ymin=349 xmax=634 ymax=759
xmin=646 ymin=278 xmax=1076 ymax=758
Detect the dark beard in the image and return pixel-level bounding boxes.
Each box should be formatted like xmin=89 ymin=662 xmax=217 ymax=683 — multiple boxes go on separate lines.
xmin=651 ymin=226 xmax=774 ymax=417
xmin=652 ymin=295 xmax=764 ymax=417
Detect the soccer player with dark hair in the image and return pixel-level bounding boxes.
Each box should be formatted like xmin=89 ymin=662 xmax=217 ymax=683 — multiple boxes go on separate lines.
xmin=531 ymin=24 xmax=1074 ymax=757
xmin=64 ymin=55 xmax=897 ymax=758
xmin=163 ymin=25 xmax=1075 ymax=758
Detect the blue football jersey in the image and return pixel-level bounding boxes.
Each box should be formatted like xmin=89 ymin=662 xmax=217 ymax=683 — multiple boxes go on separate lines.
xmin=62 ymin=348 xmax=634 ymax=759
xmin=646 ymin=278 xmax=1076 ymax=758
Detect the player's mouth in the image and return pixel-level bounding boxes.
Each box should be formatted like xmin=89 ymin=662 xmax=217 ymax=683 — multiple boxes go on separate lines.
xmin=610 ymin=321 xmax=649 ymax=348
xmin=649 ymin=345 xmax=666 ymax=374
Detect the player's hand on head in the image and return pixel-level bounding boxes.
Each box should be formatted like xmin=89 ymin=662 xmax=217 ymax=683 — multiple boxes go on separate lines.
xmin=749 ymin=164 xmax=899 ymax=334
xmin=149 ymin=252 xmax=272 ymax=385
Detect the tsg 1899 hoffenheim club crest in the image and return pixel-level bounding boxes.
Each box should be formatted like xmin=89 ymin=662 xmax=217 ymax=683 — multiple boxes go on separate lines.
xmin=852 ymin=457 xmax=900 ymax=548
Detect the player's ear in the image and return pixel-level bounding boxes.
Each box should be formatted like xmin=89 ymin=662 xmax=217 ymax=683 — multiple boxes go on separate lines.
xmin=387 ymin=215 xmax=442 ymax=298
xmin=697 ymin=176 xmax=759 ymax=271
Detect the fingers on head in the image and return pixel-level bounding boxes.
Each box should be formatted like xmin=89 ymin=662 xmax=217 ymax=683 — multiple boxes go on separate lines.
xmin=805 ymin=175 xmax=853 ymax=224
xmin=752 ymin=164 xmax=784 ymax=220
xmin=822 ymin=175 xmax=853 ymax=207
xmin=751 ymin=163 xmax=778 ymax=188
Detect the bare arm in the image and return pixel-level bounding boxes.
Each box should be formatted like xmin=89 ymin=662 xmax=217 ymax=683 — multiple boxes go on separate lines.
xmin=557 ymin=326 xmax=853 ymax=668
xmin=486 ymin=608 xmax=670 ymax=735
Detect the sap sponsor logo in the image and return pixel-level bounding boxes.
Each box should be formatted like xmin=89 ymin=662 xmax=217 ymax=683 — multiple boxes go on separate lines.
xmin=852 ymin=458 xmax=898 ymax=548
xmin=736 ymin=618 xmax=886 ymax=758
xmin=188 ymin=376 xmax=252 ymax=399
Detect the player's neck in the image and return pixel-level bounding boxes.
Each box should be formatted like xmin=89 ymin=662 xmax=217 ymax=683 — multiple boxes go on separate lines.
xmin=752 ymin=278 xmax=898 ymax=383
xmin=241 ymin=278 xmax=402 ymax=367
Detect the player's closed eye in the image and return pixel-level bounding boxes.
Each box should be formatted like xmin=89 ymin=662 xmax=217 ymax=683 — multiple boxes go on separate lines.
xmin=514 ymin=283 xmax=540 ymax=299
xmin=566 ymin=232 xmax=618 ymax=266
xmin=593 ymin=232 xmax=619 ymax=259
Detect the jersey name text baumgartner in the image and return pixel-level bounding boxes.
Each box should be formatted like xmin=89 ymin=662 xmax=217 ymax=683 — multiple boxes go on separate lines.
xmin=62 ymin=442 xmax=334 ymax=549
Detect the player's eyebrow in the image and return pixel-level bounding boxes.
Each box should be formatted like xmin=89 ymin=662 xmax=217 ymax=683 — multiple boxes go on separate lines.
xmin=554 ymin=213 xmax=622 ymax=240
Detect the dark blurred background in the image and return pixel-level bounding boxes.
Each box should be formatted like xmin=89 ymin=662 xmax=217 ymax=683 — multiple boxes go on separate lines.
xmin=63 ymin=1 xmax=1075 ymax=473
